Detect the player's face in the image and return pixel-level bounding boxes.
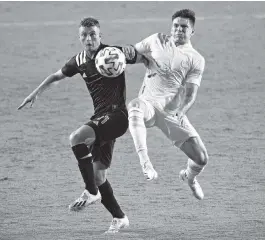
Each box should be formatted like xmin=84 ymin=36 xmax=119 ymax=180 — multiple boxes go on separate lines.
xmin=171 ymin=17 xmax=194 ymax=45
xmin=79 ymin=26 xmax=101 ymax=53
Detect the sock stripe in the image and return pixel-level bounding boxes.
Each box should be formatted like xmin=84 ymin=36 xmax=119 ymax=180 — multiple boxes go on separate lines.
xmin=128 ymin=107 xmax=144 ymax=114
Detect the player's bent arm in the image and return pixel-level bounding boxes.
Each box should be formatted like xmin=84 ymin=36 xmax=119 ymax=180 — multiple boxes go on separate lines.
xmin=133 ymin=33 xmax=158 ymax=55
xmin=135 ymin=53 xmax=149 ymax=65
xmin=176 ymin=55 xmax=205 ymax=117
xmin=176 ymin=82 xmax=199 ymax=117
xmin=121 ymin=45 xmax=148 ymax=65
xmin=18 ymin=69 xmax=67 ymax=109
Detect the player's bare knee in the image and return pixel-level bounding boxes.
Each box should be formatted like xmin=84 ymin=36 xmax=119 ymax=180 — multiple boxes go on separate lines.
xmin=69 ymin=130 xmax=82 ymax=146
xmin=197 ymin=150 xmax=208 ymax=166
xmin=69 ymin=127 xmax=95 ymax=146
xmin=204 ymin=151 xmax=209 ymax=165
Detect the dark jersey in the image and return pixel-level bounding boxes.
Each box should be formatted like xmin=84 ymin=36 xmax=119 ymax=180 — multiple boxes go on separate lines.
xmin=61 ymin=43 xmax=137 ymax=118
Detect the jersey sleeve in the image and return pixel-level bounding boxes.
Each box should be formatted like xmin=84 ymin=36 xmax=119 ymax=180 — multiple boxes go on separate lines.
xmin=134 ymin=33 xmax=158 ymax=55
xmin=61 ymin=56 xmax=79 ymax=77
xmin=185 ymin=56 xmax=205 ymax=86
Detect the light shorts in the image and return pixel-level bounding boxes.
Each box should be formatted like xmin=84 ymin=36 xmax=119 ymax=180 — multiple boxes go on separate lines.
xmin=139 ymin=96 xmax=199 ymax=147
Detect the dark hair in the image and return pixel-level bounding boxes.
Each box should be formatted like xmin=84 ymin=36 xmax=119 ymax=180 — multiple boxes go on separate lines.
xmin=172 ymin=9 xmax=196 ymax=26
xmin=79 ymin=17 xmax=100 ymax=28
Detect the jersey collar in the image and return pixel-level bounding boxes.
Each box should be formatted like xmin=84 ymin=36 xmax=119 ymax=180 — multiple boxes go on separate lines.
xmin=86 ymin=43 xmax=107 ymax=60
xmin=170 ymin=37 xmax=192 ymax=49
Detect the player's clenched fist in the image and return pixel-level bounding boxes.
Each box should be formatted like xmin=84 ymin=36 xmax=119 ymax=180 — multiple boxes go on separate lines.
xmin=122 ymin=45 xmax=136 ymax=61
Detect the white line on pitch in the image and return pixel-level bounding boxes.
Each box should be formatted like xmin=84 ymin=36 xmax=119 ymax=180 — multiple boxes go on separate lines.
xmin=0 ymin=14 xmax=264 ymax=27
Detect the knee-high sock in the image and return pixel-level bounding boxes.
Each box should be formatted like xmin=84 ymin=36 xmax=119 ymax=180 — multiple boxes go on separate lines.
xmin=98 ymin=179 xmax=125 ymax=219
xmin=72 ymin=144 xmax=98 ymax=195
xmin=186 ymin=158 xmax=205 ymax=181
xmin=128 ymin=107 xmax=150 ymax=165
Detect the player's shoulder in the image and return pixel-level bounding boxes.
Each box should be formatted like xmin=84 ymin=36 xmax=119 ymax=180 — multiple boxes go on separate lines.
xmin=73 ymin=50 xmax=88 ymax=67
xmin=147 ymin=32 xmax=170 ymax=43
xmin=188 ymin=46 xmax=205 ymax=64
xmin=65 ymin=50 xmax=87 ymax=67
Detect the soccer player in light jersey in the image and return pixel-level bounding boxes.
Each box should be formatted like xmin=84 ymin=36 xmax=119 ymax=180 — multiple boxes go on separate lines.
xmin=128 ymin=9 xmax=209 ymax=200
xmin=18 ymin=17 xmax=139 ymax=233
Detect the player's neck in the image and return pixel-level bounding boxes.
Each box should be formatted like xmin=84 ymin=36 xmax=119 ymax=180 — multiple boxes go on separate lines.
xmin=170 ymin=36 xmax=191 ymax=47
xmin=85 ymin=50 xmax=97 ymax=59
xmin=174 ymin=40 xmax=191 ymax=47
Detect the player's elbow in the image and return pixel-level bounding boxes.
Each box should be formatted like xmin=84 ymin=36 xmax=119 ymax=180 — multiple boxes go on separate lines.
xmin=185 ymin=83 xmax=198 ymax=99
xmin=135 ymin=54 xmax=149 ymax=66
xmin=186 ymin=90 xmax=197 ymax=106
xmin=51 ymin=70 xmax=66 ymax=82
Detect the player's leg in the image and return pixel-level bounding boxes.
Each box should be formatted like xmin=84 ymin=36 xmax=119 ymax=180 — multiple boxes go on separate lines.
xmin=91 ymin=112 xmax=129 ymax=233
xmin=92 ymin=144 xmax=129 ymax=233
xmin=69 ymin=125 xmax=101 ymax=211
xmin=179 ymin=136 xmax=208 ymax=200
xmin=158 ymin=114 xmax=208 ymax=199
xmin=69 ymin=109 xmax=129 ymax=211
xmin=128 ymin=98 xmax=157 ymax=180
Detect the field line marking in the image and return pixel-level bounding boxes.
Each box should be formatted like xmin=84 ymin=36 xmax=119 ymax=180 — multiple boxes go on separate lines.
xmin=0 ymin=14 xmax=264 ymax=27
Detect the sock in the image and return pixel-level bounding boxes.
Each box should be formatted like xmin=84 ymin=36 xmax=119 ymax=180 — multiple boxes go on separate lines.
xmin=98 ymin=179 xmax=125 ymax=219
xmin=72 ymin=144 xmax=98 ymax=195
xmin=128 ymin=107 xmax=150 ymax=165
xmin=186 ymin=158 xmax=205 ymax=181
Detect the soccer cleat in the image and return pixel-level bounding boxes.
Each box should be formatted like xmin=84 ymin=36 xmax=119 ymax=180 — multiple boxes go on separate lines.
xmin=105 ymin=215 xmax=129 ymax=234
xmin=179 ymin=169 xmax=204 ymax=200
xmin=141 ymin=161 xmax=158 ymax=181
xmin=69 ymin=189 xmax=101 ymax=211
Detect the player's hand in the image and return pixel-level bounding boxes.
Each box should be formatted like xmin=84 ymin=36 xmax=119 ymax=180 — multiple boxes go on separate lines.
xmin=18 ymin=93 xmax=37 ymax=110
xmin=176 ymin=111 xmax=184 ymax=122
xmin=122 ymin=45 xmax=136 ymax=61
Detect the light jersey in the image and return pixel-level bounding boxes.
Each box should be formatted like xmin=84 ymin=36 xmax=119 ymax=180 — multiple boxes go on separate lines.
xmin=135 ymin=33 xmax=205 ymax=115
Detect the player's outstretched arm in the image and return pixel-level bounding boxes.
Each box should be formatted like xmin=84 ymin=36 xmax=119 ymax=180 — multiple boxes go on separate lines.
xmin=18 ymin=69 xmax=67 ymax=110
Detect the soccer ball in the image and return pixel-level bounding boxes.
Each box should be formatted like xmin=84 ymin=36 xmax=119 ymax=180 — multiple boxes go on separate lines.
xmin=95 ymin=47 xmax=126 ymax=78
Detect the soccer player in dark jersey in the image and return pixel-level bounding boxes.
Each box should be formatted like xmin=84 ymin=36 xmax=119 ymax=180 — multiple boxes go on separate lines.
xmin=18 ymin=17 xmax=139 ymax=233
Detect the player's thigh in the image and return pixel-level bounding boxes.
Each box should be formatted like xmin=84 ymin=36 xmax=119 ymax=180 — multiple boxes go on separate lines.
xmin=157 ymin=114 xmax=198 ymax=146
xmin=180 ymin=136 xmax=208 ymax=166
xmin=156 ymin=115 xmax=193 ymax=142
xmin=87 ymin=110 xmax=128 ymax=142
xmin=92 ymin=139 xmax=115 ymax=170
xmin=128 ymin=97 xmax=156 ymax=126
xmin=69 ymin=124 xmax=96 ymax=146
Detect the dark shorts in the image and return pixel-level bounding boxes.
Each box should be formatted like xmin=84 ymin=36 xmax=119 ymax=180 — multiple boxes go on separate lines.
xmin=86 ymin=109 xmax=128 ymax=167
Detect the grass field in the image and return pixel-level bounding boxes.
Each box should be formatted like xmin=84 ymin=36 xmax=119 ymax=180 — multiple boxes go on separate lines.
xmin=1 ymin=2 xmax=265 ymax=240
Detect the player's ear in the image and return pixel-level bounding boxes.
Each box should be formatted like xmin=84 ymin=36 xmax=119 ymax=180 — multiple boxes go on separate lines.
xmin=191 ymin=28 xmax=195 ymax=35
